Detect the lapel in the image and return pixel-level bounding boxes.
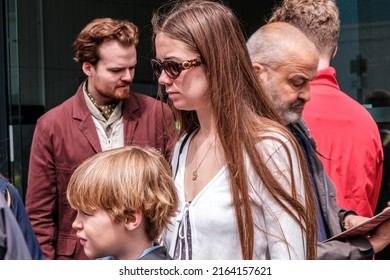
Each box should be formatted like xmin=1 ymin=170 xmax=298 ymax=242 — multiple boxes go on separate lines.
xmin=72 ymin=85 xmax=141 ymax=151
xmin=122 ymin=93 xmax=140 ymax=145
xmin=72 ymin=85 xmax=102 ymax=153
xmin=139 ymin=246 xmax=172 ymax=260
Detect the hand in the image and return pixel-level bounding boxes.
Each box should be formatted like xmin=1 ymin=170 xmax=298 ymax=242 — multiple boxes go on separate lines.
xmin=369 ymin=217 xmax=390 ymax=253
xmin=343 ymin=214 xmax=369 ymax=230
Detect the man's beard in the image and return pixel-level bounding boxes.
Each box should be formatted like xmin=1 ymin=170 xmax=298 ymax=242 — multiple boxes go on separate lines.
xmin=102 ymin=83 xmax=131 ymax=101
xmin=269 ymin=90 xmax=303 ymax=124
xmin=114 ymin=86 xmax=131 ymax=100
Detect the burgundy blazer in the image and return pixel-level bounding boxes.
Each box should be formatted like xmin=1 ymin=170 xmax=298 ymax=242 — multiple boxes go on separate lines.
xmin=26 ymin=84 xmax=176 ymax=259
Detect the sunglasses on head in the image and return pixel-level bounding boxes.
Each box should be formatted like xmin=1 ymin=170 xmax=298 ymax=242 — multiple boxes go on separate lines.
xmin=150 ymin=57 xmax=203 ymax=80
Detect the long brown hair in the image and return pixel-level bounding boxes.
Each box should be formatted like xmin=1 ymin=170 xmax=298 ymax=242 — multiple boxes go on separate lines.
xmin=152 ymin=0 xmax=317 ymax=259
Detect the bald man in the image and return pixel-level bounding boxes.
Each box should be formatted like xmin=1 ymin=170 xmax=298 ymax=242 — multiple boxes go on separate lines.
xmin=247 ymin=22 xmax=390 ymax=259
xmin=269 ymin=0 xmax=383 ymax=219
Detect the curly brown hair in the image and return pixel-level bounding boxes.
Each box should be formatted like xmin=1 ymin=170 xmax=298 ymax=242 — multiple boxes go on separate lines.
xmin=269 ymin=0 xmax=339 ymax=58
xmin=73 ymin=18 xmax=139 ymax=65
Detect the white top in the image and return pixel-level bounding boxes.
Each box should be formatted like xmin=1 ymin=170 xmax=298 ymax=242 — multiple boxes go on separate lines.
xmin=164 ymin=130 xmax=307 ymax=260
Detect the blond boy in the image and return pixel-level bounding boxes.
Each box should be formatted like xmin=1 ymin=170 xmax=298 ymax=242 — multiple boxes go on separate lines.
xmin=67 ymin=146 xmax=178 ymax=260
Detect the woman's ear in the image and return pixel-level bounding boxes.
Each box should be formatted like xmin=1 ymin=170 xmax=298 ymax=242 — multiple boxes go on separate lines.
xmin=124 ymin=209 xmax=143 ymax=231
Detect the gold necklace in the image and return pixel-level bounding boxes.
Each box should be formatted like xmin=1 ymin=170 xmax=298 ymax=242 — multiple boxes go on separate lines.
xmin=192 ymin=138 xmax=216 ymax=181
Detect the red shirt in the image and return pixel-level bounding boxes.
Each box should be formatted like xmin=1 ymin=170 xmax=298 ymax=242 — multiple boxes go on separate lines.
xmin=303 ymin=67 xmax=384 ymax=217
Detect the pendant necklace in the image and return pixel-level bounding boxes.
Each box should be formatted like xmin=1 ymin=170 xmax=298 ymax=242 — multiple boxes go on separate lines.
xmin=192 ymin=138 xmax=216 ymax=181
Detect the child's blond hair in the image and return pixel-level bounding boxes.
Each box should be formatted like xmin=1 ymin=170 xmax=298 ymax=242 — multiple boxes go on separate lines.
xmin=67 ymin=145 xmax=178 ymax=241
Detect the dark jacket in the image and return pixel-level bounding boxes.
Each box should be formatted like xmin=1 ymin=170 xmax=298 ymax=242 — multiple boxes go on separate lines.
xmin=290 ymin=121 xmax=374 ymax=259
xmin=0 ymin=175 xmax=44 ymax=259
xmin=99 ymin=245 xmax=172 ymax=260
xmin=0 ymin=192 xmax=31 ymax=259
xmin=26 ymin=85 xmax=176 ymax=260
xmin=139 ymin=245 xmax=172 ymax=260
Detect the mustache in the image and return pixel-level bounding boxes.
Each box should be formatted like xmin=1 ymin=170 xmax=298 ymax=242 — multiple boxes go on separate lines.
xmin=291 ymin=98 xmax=306 ymax=107
xmin=118 ymin=82 xmax=130 ymax=87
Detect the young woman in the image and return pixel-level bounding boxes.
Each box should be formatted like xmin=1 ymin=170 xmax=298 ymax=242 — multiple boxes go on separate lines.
xmin=151 ymin=0 xmax=317 ymax=259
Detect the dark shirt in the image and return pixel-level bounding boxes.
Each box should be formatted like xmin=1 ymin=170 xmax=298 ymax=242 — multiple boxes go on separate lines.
xmin=99 ymin=244 xmax=172 ymax=260
xmin=288 ymin=124 xmax=329 ymax=242
xmin=0 ymin=175 xmax=44 ymax=259
xmin=0 ymin=192 xmax=31 ymax=259
xmin=139 ymin=245 xmax=172 ymax=260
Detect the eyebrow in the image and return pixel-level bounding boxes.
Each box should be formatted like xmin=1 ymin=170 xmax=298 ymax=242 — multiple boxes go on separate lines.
xmin=107 ymin=64 xmax=136 ymax=70
xmin=159 ymin=56 xmax=181 ymax=61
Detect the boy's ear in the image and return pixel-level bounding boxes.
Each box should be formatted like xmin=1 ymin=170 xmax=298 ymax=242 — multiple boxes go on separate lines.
xmin=124 ymin=209 xmax=143 ymax=231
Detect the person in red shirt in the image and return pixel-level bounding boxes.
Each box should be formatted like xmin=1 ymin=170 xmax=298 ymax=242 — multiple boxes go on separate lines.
xmin=269 ymin=0 xmax=384 ymax=218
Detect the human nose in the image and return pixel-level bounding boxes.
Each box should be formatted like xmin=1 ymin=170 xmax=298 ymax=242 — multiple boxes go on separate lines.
xmin=72 ymin=212 xmax=83 ymax=230
xmin=300 ymin=83 xmax=311 ymax=102
xmin=121 ymin=68 xmax=134 ymax=82
xmin=157 ymin=69 xmax=173 ymax=85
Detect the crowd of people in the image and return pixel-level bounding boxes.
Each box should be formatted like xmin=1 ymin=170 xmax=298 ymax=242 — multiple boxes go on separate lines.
xmin=1 ymin=0 xmax=390 ymax=260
